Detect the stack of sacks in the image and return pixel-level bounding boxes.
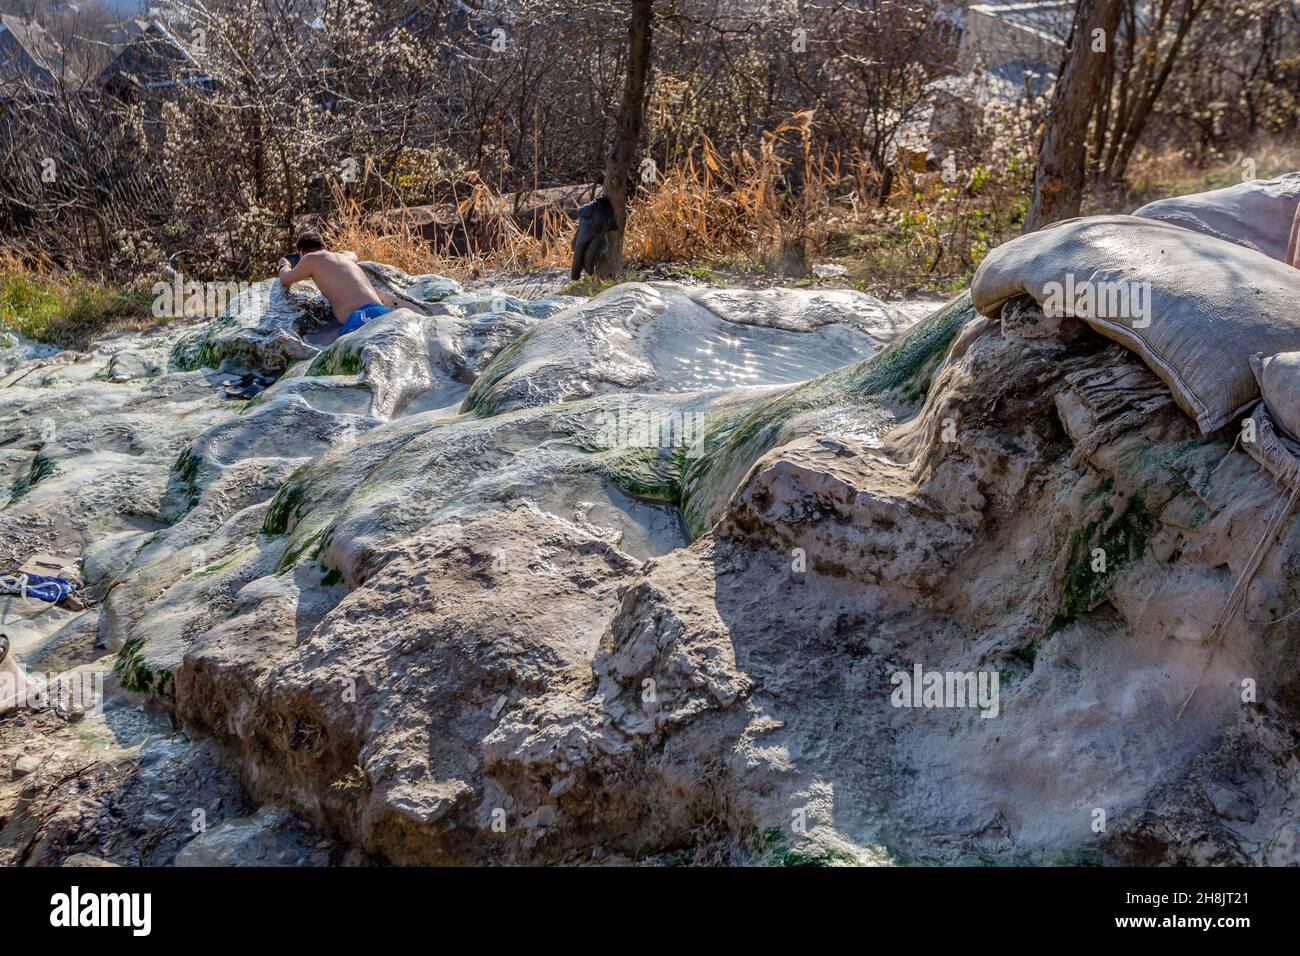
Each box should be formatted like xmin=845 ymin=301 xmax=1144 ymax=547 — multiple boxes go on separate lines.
xmin=1133 ymin=172 xmax=1300 ymax=267
xmin=972 ymin=214 xmax=1300 ymax=434
xmin=1244 ymin=352 xmax=1300 ymax=488
xmin=1134 ymin=174 xmax=1300 ymax=481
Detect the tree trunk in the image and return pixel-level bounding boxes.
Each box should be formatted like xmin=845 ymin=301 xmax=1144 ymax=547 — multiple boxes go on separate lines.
xmin=1106 ymin=0 xmax=1203 ymax=184
xmin=1023 ymin=0 xmax=1123 ymax=232
xmin=876 ymin=162 xmax=895 ymax=207
xmin=595 ymin=0 xmax=654 ymax=278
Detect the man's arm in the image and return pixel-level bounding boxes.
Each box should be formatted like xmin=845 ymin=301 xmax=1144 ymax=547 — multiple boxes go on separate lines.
xmin=278 ymin=256 xmax=313 ymax=288
xmin=1287 ymin=202 xmax=1300 ymax=269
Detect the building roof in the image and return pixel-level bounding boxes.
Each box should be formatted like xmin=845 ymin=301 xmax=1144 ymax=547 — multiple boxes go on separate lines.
xmin=0 ymin=14 xmax=64 ymax=87
xmin=968 ymin=1 xmax=1073 ymax=43
xmin=931 ymin=58 xmax=1055 ymax=106
xmin=93 ymin=18 xmax=211 ymax=94
xmin=104 ymin=17 xmax=150 ymax=52
xmin=957 ymin=0 xmax=1070 ymax=74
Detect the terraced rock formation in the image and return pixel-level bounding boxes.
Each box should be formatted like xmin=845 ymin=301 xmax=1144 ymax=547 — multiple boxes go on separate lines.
xmin=3 ymin=270 xmax=1297 ymax=865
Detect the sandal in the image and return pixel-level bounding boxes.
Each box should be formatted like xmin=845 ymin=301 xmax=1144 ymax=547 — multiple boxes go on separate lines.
xmin=222 ymin=372 xmax=275 ymax=401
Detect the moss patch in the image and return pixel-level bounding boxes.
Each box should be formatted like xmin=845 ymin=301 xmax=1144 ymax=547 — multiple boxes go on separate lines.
xmin=562 ymin=272 xmax=647 ymax=298
xmin=675 ymin=292 xmax=974 ymax=535
xmin=1053 ymin=482 xmax=1157 ymax=630
xmin=751 ymin=826 xmax=860 ymax=867
xmin=263 ymin=477 xmax=311 ymax=536
xmin=113 ymin=637 xmax=174 ymax=699
xmin=592 ymin=439 xmax=692 ymax=505
xmin=8 ymin=450 xmax=54 ymax=501
xmin=307 ymin=344 xmax=364 ymax=378
xmin=171 ymin=448 xmax=201 ymax=509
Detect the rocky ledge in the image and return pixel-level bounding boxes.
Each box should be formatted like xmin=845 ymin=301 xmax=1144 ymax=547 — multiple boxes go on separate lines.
xmin=2 ymin=269 xmax=1297 ymax=865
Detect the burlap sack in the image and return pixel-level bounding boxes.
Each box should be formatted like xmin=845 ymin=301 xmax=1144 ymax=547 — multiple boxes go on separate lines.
xmin=972 ymin=215 xmax=1300 ymax=433
xmin=1240 ymin=400 xmax=1300 ymax=490
xmin=1251 ymin=351 xmax=1300 ymax=443
xmin=1134 ymin=172 xmax=1300 ymax=263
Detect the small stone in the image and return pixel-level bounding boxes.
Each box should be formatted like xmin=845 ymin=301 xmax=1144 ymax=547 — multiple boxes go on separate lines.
xmin=1267 ymin=820 xmax=1300 ymax=866
xmin=61 ymin=853 xmax=121 ymax=868
xmin=1208 ymin=784 xmax=1255 ymax=823
xmin=12 ymin=754 xmax=39 ymax=780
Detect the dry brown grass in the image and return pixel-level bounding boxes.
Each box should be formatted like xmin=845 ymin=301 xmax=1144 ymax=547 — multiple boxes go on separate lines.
xmin=292 ymin=129 xmax=1300 ymax=298
xmin=325 ymin=113 xmax=846 ymax=281
xmin=268 ymin=126 xmax=1300 ymax=292
xmin=10 ymin=120 xmax=1291 ymax=345
xmin=625 ymin=112 xmax=838 ymax=263
xmin=326 ymin=181 xmax=577 ymax=280
xmin=1115 ymin=138 xmax=1300 ymax=207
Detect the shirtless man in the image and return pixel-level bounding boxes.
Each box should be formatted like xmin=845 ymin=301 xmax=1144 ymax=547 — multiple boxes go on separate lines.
xmin=278 ymin=233 xmax=399 ymax=335
xmin=1289 ymin=200 xmax=1300 ymax=269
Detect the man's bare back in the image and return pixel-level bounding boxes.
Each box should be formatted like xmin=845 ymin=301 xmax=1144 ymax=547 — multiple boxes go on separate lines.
xmin=278 ymin=248 xmax=397 ymax=323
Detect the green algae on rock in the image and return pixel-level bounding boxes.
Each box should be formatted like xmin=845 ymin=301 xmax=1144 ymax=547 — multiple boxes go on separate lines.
xmin=9 ymin=266 xmax=1300 ymax=868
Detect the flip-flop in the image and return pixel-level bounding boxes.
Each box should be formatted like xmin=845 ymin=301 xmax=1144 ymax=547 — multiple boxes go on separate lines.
xmin=222 ymin=372 xmax=276 ymax=400
xmin=224 ymin=382 xmax=267 ymax=401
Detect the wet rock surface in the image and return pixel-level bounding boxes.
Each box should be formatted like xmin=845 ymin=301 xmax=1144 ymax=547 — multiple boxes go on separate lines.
xmin=3 ymin=268 xmax=1297 ymax=866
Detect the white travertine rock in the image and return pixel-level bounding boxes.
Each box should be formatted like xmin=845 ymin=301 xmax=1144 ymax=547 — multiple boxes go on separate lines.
xmin=6 ymin=247 xmax=1300 ymax=866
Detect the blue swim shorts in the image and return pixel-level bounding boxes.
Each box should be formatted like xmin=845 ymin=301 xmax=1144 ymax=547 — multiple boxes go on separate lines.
xmin=340 ymin=303 xmax=390 ymax=336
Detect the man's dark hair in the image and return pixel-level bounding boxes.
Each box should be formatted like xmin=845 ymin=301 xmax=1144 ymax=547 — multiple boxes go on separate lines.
xmin=296 ymin=232 xmax=326 ymax=254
